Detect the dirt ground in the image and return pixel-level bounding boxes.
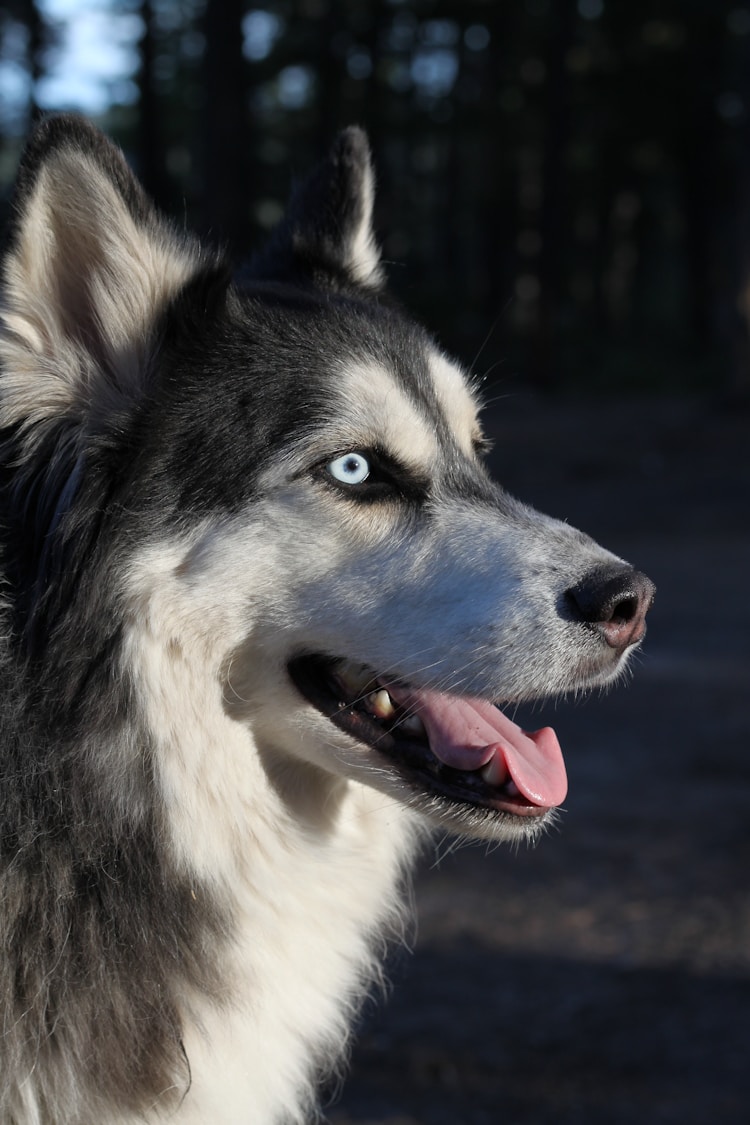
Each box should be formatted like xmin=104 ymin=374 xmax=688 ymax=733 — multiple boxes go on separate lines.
xmin=326 ymin=393 xmax=750 ymax=1125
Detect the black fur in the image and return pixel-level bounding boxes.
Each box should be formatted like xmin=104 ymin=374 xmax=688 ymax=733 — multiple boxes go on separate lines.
xmin=247 ymin=126 xmax=382 ymax=292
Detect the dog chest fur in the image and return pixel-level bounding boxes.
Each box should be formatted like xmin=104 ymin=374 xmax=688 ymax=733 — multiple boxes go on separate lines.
xmin=121 ymin=541 xmax=420 ymax=1124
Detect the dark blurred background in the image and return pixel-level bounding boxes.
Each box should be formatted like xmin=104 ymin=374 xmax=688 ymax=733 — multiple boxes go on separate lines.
xmin=2 ymin=0 xmax=750 ymax=397
xmin=1 ymin=3 xmax=749 ymax=1123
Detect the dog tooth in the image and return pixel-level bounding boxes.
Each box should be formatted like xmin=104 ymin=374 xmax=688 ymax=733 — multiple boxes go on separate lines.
xmin=480 ymin=754 xmax=508 ymax=788
xmin=368 ymin=689 xmax=396 ymax=719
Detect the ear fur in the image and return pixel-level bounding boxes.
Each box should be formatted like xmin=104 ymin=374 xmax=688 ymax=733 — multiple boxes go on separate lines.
xmin=249 ymin=126 xmax=385 ymax=293
xmin=0 ymin=114 xmax=215 ymax=444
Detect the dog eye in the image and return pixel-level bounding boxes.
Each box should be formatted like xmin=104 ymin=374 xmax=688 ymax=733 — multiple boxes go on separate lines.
xmin=327 ymin=452 xmax=370 ymax=485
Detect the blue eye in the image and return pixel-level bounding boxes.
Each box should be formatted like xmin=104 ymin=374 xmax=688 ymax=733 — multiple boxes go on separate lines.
xmin=327 ymin=452 xmax=370 ymax=485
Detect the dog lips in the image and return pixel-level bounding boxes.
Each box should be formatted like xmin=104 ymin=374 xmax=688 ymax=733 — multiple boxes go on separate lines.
xmin=388 ymin=687 xmax=567 ymax=808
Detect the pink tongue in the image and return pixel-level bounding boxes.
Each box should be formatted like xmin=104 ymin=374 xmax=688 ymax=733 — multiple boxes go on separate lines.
xmin=388 ymin=687 xmax=567 ymax=808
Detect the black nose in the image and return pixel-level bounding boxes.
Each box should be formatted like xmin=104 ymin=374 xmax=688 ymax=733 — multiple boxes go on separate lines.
xmin=566 ymin=564 xmax=655 ymax=652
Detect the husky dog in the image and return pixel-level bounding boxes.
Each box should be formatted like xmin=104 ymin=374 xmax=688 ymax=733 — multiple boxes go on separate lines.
xmin=0 ymin=116 xmax=653 ymax=1124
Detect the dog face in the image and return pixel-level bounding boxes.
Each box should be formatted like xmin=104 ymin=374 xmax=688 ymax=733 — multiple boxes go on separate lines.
xmin=181 ymin=296 xmax=652 ymax=842
xmin=0 ymin=118 xmax=654 ymax=848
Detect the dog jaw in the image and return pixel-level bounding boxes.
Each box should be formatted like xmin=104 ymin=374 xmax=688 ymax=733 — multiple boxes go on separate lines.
xmin=286 ymin=654 xmax=566 ymax=841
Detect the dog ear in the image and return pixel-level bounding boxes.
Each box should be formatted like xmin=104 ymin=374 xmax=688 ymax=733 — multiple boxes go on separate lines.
xmin=250 ymin=126 xmax=385 ymax=293
xmin=0 ymin=114 xmax=216 ymax=442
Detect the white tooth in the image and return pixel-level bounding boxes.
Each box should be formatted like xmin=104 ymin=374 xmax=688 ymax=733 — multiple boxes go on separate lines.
xmin=400 ymin=713 xmax=426 ymax=737
xmin=369 ymin=689 xmax=396 ymax=719
xmin=480 ymin=754 xmax=508 ymax=788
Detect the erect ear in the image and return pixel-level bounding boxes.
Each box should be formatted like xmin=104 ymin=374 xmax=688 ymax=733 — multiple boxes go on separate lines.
xmin=0 ymin=114 xmax=220 ymax=442
xmin=249 ymin=126 xmax=385 ymax=293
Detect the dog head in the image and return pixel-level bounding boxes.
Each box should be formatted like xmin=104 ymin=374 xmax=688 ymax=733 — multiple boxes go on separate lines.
xmin=0 ymin=117 xmax=653 ymax=845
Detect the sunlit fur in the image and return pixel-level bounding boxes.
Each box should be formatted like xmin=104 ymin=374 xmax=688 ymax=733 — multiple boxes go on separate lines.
xmin=0 ymin=117 xmax=645 ymax=1124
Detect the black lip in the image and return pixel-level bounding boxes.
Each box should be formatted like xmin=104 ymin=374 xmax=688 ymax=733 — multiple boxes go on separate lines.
xmin=287 ymin=654 xmax=549 ymax=819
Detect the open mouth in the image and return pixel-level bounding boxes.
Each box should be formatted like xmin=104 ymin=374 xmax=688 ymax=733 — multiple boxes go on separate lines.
xmin=288 ymin=655 xmax=568 ymax=819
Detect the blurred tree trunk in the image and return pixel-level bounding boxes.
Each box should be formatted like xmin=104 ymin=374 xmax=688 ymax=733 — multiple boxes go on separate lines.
xmin=680 ymin=18 xmax=722 ymax=362
xmin=317 ymin=0 xmax=341 ymax=152
xmin=361 ymin=0 xmax=384 ymax=156
xmin=531 ymin=0 xmax=576 ymax=390
xmin=19 ymin=0 xmax=44 ymax=122
xmin=730 ymin=25 xmax=750 ymax=398
xmin=136 ymin=0 xmax=170 ymax=211
xmin=479 ymin=5 xmax=517 ymax=355
xmin=201 ymin=0 xmax=251 ymax=259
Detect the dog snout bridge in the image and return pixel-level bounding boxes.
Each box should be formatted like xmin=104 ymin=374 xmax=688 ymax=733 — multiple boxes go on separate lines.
xmin=566 ymin=564 xmax=655 ymax=652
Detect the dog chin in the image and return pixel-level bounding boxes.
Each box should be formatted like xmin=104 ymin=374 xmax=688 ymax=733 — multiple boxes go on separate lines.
xmin=412 ymin=791 xmax=561 ymax=844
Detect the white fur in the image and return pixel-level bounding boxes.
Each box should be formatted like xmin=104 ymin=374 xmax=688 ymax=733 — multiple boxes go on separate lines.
xmin=342 ymin=156 xmax=384 ymax=289
xmin=428 ymin=348 xmax=484 ymax=450
xmin=0 ymin=150 xmax=202 ymax=446
xmin=333 ymin=358 xmax=439 ymax=464
xmin=117 ymin=537 xmax=422 ymax=1123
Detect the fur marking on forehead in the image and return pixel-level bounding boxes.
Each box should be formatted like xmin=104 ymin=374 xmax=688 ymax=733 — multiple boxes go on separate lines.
xmin=427 ymin=349 xmax=482 ymax=453
xmin=332 ymin=358 xmax=440 ymax=466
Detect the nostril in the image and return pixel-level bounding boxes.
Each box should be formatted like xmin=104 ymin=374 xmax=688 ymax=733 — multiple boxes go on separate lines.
xmin=607 ymin=594 xmax=638 ymax=625
xmin=566 ymin=564 xmax=655 ymax=648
